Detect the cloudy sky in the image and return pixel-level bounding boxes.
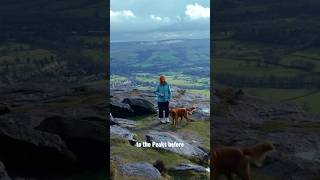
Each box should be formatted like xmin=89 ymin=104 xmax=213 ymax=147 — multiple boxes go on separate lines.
xmin=110 ymin=0 xmax=210 ymax=42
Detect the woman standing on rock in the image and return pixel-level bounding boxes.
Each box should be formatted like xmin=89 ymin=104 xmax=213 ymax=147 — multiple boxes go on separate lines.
xmin=155 ymin=75 xmax=172 ymax=124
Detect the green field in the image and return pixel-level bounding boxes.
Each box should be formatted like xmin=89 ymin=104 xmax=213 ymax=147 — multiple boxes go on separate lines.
xmin=245 ymin=88 xmax=320 ymax=112
xmin=214 ymin=58 xmax=304 ymax=78
xmin=0 ymin=43 xmax=55 ymax=61
xmin=213 ymin=39 xmax=316 ymax=78
xmin=135 ymin=72 xmax=209 ymax=88
xmin=214 ymin=38 xmax=320 ymax=113
xmin=0 ymin=33 xmax=107 ymax=81
xmin=82 ymin=49 xmax=107 ymax=62
xmin=188 ymin=89 xmax=210 ymax=97
xmin=110 ymin=75 xmax=128 ymax=84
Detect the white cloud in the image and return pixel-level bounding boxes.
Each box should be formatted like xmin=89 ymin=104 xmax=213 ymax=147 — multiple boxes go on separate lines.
xmin=110 ymin=10 xmax=136 ymax=22
xmin=150 ymin=15 xmax=171 ymax=23
xmin=150 ymin=15 xmax=162 ymax=21
xmin=185 ymin=3 xmax=210 ymax=20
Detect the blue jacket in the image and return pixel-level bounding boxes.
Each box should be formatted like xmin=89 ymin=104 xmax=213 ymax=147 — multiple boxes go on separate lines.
xmin=155 ymin=82 xmax=172 ymax=102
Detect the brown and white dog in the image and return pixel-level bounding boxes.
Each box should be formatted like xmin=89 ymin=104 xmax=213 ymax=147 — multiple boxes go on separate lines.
xmin=209 ymin=143 xmax=274 ymax=180
xmin=169 ymin=107 xmax=196 ymax=128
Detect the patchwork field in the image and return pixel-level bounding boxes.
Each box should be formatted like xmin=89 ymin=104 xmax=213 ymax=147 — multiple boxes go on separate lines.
xmin=214 ymin=38 xmax=320 ymax=113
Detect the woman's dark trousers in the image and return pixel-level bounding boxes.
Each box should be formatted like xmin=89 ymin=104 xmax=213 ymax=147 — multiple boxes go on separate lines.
xmin=158 ymin=101 xmax=169 ymax=118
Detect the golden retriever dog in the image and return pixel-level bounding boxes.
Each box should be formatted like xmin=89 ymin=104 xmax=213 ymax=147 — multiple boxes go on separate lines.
xmin=210 ymin=143 xmax=274 ymax=180
xmin=169 ymin=107 xmax=196 ymax=128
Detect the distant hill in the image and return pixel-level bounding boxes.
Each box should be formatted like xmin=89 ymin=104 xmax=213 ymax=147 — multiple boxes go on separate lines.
xmin=213 ymin=0 xmax=320 ymax=46
xmin=212 ymin=0 xmax=320 ymax=112
xmin=111 ymin=39 xmax=210 ymax=76
xmin=0 ymin=0 xmax=108 ymax=34
xmin=110 ymin=39 xmax=210 ymax=90
xmin=0 ymin=0 xmax=108 ymax=84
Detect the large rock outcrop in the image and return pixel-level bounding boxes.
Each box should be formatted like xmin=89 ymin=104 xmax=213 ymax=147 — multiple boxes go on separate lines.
xmin=122 ymin=98 xmax=157 ymax=115
xmin=0 ymin=121 xmax=76 ymax=176
xmin=146 ymin=131 xmax=207 ymax=160
xmin=119 ymin=162 xmax=162 ymax=180
xmin=35 ymin=116 xmax=107 ymax=170
xmin=169 ymin=163 xmax=208 ymax=173
xmin=110 ymin=99 xmax=134 ymax=118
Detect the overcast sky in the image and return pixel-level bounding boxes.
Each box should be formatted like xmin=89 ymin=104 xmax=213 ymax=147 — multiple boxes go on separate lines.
xmin=110 ymin=0 xmax=210 ymax=42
